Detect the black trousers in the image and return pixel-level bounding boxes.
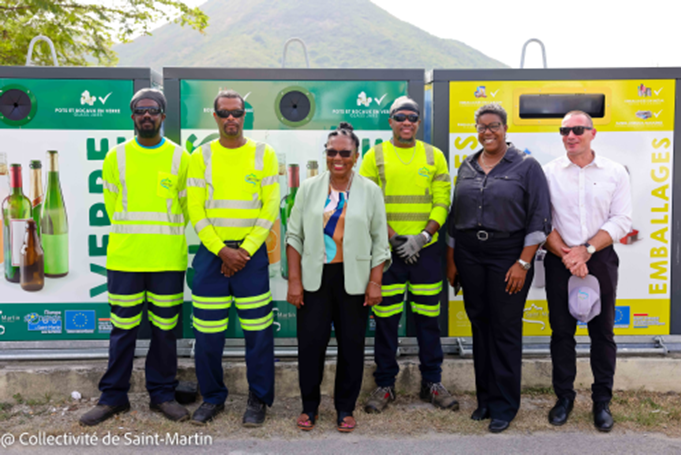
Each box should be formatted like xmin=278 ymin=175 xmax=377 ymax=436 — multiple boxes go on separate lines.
xmin=454 ymin=231 xmax=533 ymax=422
xmin=545 ymin=246 xmax=618 ymax=403
xmin=297 ymin=263 xmax=370 ymax=414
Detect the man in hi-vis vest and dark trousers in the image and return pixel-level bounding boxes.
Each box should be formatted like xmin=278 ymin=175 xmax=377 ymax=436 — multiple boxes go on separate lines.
xmin=360 ymin=96 xmax=458 ymax=413
xmin=187 ymin=90 xmax=279 ymax=427
xmin=80 ymin=89 xmax=191 ymax=426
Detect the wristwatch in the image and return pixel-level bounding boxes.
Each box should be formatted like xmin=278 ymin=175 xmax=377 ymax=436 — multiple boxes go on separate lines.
xmin=517 ymin=259 xmax=531 ymax=271
xmin=584 ymin=243 xmax=596 ymax=254
xmin=421 ymin=231 xmax=433 ymax=243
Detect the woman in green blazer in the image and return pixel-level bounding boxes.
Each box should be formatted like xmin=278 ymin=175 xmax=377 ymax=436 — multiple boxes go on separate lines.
xmin=286 ymin=122 xmax=391 ymax=433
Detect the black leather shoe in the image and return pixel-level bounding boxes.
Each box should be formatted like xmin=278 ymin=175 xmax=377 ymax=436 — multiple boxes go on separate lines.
xmin=150 ymin=400 xmax=190 ymax=422
xmin=471 ymin=406 xmax=490 ymax=421
xmin=243 ymin=390 xmax=267 ymax=427
xmin=593 ymin=401 xmax=614 ymax=432
xmin=488 ymin=419 xmax=510 ymax=433
xmin=79 ymin=403 xmax=130 ymax=426
xmin=548 ymin=397 xmax=574 ymax=426
xmin=191 ymin=401 xmax=225 ymax=426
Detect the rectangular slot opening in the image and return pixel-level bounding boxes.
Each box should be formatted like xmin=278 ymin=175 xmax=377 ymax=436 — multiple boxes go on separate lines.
xmin=519 ymin=94 xmax=606 ymax=119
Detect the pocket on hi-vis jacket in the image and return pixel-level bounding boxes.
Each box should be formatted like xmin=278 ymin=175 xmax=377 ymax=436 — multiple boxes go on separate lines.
xmin=157 ymin=172 xmax=178 ymax=199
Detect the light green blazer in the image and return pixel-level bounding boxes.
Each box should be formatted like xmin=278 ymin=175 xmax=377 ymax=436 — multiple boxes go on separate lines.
xmin=285 ymin=170 xmax=391 ymax=295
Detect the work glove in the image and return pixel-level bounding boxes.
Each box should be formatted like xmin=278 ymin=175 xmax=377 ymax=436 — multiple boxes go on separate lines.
xmin=405 ymin=252 xmax=420 ymax=265
xmin=389 ymin=234 xmax=407 ymax=249
xmin=395 ymin=233 xmax=429 ymax=260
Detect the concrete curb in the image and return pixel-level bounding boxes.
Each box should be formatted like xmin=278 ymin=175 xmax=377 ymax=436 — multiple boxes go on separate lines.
xmin=1 ymin=356 xmax=680 ymax=401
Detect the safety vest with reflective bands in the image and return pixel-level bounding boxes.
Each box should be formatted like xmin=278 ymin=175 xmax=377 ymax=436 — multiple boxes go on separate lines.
xmin=359 ymin=140 xmax=451 ymax=245
xmin=186 ymin=138 xmax=279 ymax=256
xmin=102 ymin=138 xmax=190 ymax=272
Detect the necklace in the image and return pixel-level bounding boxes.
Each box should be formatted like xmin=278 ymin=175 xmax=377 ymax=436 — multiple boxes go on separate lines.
xmin=392 ymin=140 xmax=417 ymax=166
xmin=330 ymin=171 xmax=354 ymax=194
xmin=480 ymin=147 xmax=507 ymax=170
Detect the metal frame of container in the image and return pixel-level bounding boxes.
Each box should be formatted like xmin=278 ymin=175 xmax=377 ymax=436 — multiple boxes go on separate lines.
xmin=430 ymin=68 xmax=681 ymax=354
xmin=0 ymin=66 xmax=161 ymax=360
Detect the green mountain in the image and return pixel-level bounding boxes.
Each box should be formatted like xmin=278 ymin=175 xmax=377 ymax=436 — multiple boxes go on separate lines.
xmin=115 ymin=0 xmax=506 ymax=70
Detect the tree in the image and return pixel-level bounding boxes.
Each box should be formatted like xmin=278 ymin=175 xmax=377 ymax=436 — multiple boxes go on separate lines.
xmin=0 ymin=0 xmax=208 ymax=66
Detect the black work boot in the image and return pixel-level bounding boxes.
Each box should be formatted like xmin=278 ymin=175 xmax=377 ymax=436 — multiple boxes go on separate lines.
xmin=242 ymin=390 xmax=267 ymax=427
xmin=79 ymin=403 xmax=130 ymax=426
xmin=191 ymin=401 xmax=225 ymax=426
xmin=150 ymin=399 xmax=190 ymax=422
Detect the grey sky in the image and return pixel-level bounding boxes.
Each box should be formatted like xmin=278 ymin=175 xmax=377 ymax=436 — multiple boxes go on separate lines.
xmin=169 ymin=0 xmax=681 ymax=69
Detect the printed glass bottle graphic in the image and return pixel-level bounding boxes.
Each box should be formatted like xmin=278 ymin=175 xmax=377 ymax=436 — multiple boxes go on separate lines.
xmin=41 ymin=150 xmax=69 ymax=277
xmin=266 ymin=153 xmax=287 ymax=279
xmin=280 ymin=164 xmax=299 ymax=280
xmin=29 ymin=160 xmax=44 ymax=238
xmin=20 ymin=219 xmax=44 ymax=292
xmin=2 ymin=164 xmax=32 ymax=283
xmin=0 ymin=152 xmax=8 ymax=265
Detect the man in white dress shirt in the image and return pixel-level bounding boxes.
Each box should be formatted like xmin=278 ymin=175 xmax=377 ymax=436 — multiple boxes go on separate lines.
xmin=543 ymin=110 xmax=632 ymax=433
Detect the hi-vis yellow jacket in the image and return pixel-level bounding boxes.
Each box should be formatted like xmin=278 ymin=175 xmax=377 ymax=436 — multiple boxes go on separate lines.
xmin=102 ymin=138 xmax=190 ymax=272
xmin=359 ymin=140 xmax=451 ymax=246
xmin=187 ymin=138 xmax=279 ymax=256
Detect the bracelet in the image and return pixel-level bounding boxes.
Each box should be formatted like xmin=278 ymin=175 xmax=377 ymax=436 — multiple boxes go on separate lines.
xmin=369 ymin=281 xmax=382 ymax=288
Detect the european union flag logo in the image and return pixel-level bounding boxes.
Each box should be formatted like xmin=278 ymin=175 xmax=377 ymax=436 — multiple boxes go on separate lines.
xmin=614 ymin=306 xmax=631 ymax=329
xmin=65 ymin=310 xmax=96 ymax=333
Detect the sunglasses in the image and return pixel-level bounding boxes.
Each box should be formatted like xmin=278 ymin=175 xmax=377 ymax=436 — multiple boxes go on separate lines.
xmin=325 ymin=149 xmax=354 ymax=158
xmin=391 ymin=113 xmax=419 ymax=123
xmin=215 ymin=109 xmax=245 ymax=119
xmin=476 ymin=122 xmax=502 ymax=133
xmin=133 ymin=107 xmax=163 ymax=116
xmin=559 ymin=126 xmax=593 ymax=136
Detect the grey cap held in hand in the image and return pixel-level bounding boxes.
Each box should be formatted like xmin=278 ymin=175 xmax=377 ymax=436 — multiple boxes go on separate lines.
xmin=389 ymin=96 xmax=420 ymax=116
xmin=567 ymin=274 xmax=602 ymax=323
xmin=130 ymin=88 xmax=167 ymax=113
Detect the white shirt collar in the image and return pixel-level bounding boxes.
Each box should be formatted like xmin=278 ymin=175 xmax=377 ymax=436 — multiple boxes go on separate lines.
xmin=561 ymin=151 xmax=602 ymax=169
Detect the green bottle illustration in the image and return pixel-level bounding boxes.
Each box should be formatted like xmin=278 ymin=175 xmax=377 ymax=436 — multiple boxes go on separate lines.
xmin=41 ymin=151 xmax=69 ymax=278
xmin=29 ymin=160 xmax=44 ymax=238
xmin=3 ymin=164 xmax=32 ymax=283
xmin=280 ymin=164 xmax=299 ymax=280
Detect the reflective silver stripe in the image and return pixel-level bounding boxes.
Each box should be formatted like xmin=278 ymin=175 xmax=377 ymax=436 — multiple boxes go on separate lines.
xmin=384 ymin=195 xmax=432 ymax=204
xmin=186 ymin=178 xmax=206 ymax=188
xmin=116 ymin=143 xmax=128 ymax=211
xmin=433 ymin=203 xmax=449 ymax=210
xmin=194 ymin=218 xmax=211 ymax=233
xmin=255 ymin=218 xmax=274 ymax=230
xmin=386 ymin=213 xmax=430 ymax=222
xmin=254 ymin=142 xmax=266 ymax=171
xmin=171 ymin=145 xmax=182 ymax=175
xmin=114 ymin=212 xmax=184 ymax=223
xmin=261 ymin=175 xmax=277 ymax=186
xmin=205 ymin=199 xmax=262 ymax=210
xmin=103 ymin=181 xmax=119 ymax=193
xmin=210 ymin=218 xmax=257 ymax=228
xmin=112 ymin=224 xmax=184 ymax=235
xmin=203 ymin=144 xmax=214 ymax=201
xmin=178 ymin=189 xmax=187 ymax=199
xmin=424 ymin=143 xmax=434 ymax=166
xmin=375 ymin=143 xmax=386 ymax=198
xmin=433 ymin=173 xmax=450 ymax=182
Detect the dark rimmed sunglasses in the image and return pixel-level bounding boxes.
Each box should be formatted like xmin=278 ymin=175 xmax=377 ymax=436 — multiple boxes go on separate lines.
xmin=215 ymin=109 xmax=245 ymax=119
xmin=476 ymin=122 xmax=502 ymax=133
xmin=559 ymin=126 xmax=593 ymax=136
xmin=391 ymin=113 xmax=419 ymax=123
xmin=133 ymin=107 xmax=163 ymax=116
xmin=325 ymin=149 xmax=353 ymax=158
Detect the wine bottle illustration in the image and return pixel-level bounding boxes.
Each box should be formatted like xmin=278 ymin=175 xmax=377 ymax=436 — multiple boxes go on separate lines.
xmin=0 ymin=153 xmax=9 ymax=266
xmin=20 ymin=219 xmax=44 ymax=292
xmin=3 ymin=164 xmax=32 ymax=283
xmin=280 ymin=164 xmax=299 ymax=280
xmin=41 ymin=151 xmax=69 ymax=278
xmin=267 ymin=153 xmax=287 ymax=278
xmin=29 ymin=160 xmax=44 ymax=238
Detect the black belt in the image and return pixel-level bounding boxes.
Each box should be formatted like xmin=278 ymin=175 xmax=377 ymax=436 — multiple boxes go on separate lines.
xmin=224 ymin=240 xmax=243 ymax=249
xmin=461 ymin=230 xmax=514 ymax=241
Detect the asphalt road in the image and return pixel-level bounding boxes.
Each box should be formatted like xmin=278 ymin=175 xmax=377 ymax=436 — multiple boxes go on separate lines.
xmin=4 ymin=432 xmax=681 ymax=454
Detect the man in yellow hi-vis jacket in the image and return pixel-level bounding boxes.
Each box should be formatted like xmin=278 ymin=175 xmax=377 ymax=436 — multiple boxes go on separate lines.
xmin=187 ymin=90 xmax=279 ymax=427
xmin=80 ymin=89 xmax=191 ymax=426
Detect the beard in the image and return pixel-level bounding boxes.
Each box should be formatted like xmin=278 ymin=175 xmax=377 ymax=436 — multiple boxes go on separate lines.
xmin=136 ymin=120 xmax=160 ymax=138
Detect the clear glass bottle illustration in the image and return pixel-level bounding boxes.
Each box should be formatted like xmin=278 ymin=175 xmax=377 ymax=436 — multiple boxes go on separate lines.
xmin=306 ymin=160 xmax=318 ymax=179
xmin=3 ymin=163 xmax=32 ymax=283
xmin=280 ymin=164 xmax=299 ymax=280
xmin=267 ymin=153 xmax=287 ymax=278
xmin=20 ymin=219 xmax=44 ymax=292
xmin=41 ymin=150 xmax=69 ymax=278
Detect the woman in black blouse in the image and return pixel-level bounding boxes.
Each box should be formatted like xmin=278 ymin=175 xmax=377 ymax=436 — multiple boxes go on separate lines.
xmin=446 ymin=103 xmax=551 ymax=433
